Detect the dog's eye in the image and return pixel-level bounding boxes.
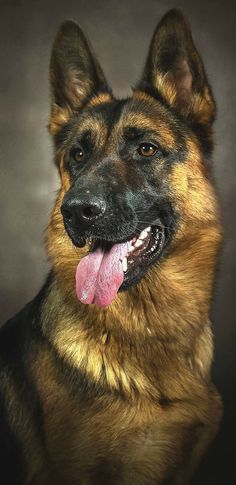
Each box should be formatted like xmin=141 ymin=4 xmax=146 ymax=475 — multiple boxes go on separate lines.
xmin=138 ymin=143 xmax=158 ymax=157
xmin=71 ymin=148 xmax=84 ymax=162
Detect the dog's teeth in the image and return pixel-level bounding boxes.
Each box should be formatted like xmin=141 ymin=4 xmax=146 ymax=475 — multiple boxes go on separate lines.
xmin=139 ymin=230 xmax=148 ymax=240
xmin=134 ymin=238 xmax=143 ymax=248
xmin=139 ymin=226 xmax=151 ymax=240
xmin=122 ymin=257 xmax=128 ymax=272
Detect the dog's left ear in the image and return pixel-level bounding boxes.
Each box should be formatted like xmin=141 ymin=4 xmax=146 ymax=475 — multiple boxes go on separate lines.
xmin=137 ymin=9 xmax=216 ymax=128
xmin=49 ymin=20 xmax=110 ymax=135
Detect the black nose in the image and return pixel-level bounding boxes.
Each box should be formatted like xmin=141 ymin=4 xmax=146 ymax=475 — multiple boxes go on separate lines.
xmin=61 ymin=195 xmax=106 ymax=226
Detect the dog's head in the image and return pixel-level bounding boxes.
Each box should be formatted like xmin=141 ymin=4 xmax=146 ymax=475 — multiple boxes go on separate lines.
xmin=47 ymin=9 xmax=219 ymax=308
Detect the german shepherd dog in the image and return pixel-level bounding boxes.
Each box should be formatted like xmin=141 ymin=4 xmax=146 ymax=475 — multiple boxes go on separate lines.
xmin=0 ymin=9 xmax=222 ymax=485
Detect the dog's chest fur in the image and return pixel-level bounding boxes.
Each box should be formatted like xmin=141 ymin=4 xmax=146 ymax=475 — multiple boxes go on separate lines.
xmin=28 ymin=288 xmax=215 ymax=485
xmin=31 ymin=343 xmax=205 ymax=485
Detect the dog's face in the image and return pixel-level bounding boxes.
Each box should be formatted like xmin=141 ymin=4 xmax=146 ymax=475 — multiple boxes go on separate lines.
xmin=55 ymin=96 xmax=181 ymax=297
xmin=47 ymin=10 xmax=218 ymax=307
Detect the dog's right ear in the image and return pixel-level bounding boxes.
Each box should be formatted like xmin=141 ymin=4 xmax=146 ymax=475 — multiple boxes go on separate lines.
xmin=49 ymin=21 xmax=110 ymax=135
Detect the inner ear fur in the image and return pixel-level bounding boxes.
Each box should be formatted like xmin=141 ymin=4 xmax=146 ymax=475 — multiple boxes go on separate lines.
xmin=138 ymin=9 xmax=216 ymax=128
xmin=49 ymin=20 xmax=111 ymax=135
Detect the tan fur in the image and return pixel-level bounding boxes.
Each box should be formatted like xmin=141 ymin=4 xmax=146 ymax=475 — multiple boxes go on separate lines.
xmin=122 ymin=93 xmax=177 ymax=149
xmin=31 ymin=324 xmax=222 ymax=484
xmin=87 ymin=93 xmax=113 ymax=106
xmin=150 ymin=72 xmax=216 ymax=126
xmin=49 ymin=103 xmax=72 ymax=136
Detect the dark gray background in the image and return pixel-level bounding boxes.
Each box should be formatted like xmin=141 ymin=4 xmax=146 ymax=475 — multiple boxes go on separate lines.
xmin=0 ymin=0 xmax=235 ymax=483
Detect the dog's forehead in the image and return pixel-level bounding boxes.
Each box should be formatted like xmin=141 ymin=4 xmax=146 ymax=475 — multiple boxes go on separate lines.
xmin=89 ymin=96 xmax=169 ymax=130
xmin=73 ymin=94 xmax=178 ymax=149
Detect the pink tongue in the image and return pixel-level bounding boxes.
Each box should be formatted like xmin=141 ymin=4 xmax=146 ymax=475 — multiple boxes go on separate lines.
xmin=76 ymin=241 xmax=132 ymax=307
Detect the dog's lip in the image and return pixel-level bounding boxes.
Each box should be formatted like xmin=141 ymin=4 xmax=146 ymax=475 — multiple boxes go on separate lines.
xmin=72 ymin=232 xmax=137 ymax=249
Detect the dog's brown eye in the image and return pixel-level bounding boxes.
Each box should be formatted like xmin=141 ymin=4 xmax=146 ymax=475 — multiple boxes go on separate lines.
xmin=138 ymin=143 xmax=157 ymax=157
xmin=72 ymin=148 xmax=84 ymax=162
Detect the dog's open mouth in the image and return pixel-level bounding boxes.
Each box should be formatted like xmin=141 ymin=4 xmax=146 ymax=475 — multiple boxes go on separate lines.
xmin=75 ymin=225 xmax=165 ymax=307
xmin=121 ymin=225 xmax=165 ymax=278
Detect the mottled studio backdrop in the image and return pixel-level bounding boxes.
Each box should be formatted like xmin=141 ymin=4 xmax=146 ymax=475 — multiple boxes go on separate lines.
xmin=0 ymin=0 xmax=235 ymax=483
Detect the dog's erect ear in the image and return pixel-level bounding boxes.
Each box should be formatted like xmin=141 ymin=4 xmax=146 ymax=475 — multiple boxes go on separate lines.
xmin=137 ymin=9 xmax=216 ymax=127
xmin=49 ymin=20 xmax=110 ymax=135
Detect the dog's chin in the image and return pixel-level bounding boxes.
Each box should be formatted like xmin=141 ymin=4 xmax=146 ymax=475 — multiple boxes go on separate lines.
xmin=66 ymin=223 xmax=167 ymax=291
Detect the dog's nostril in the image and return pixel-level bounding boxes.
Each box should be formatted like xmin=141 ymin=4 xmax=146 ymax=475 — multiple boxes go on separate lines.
xmin=61 ymin=206 xmax=73 ymax=222
xmin=82 ymin=205 xmax=96 ymax=219
xmin=80 ymin=200 xmax=106 ymax=220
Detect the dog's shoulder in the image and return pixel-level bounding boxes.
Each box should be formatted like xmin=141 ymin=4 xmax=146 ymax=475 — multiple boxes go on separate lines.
xmin=0 ymin=306 xmax=32 ymax=484
xmin=0 ymin=270 xmax=54 ymax=359
xmin=0 ymin=274 xmax=54 ymax=484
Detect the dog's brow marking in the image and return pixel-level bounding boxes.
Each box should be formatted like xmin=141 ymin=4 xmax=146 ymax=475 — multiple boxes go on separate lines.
xmin=74 ymin=117 xmax=108 ymax=148
xmin=88 ymin=93 xmax=113 ymax=107
xmin=77 ymin=117 xmax=103 ymax=132
xmin=133 ymin=90 xmax=157 ymax=104
xmin=116 ymin=113 xmax=176 ymax=149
